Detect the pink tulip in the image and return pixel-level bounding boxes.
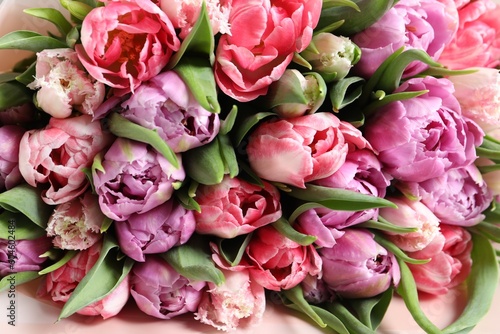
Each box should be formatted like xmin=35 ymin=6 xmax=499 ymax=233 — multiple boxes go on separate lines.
xmin=76 ymin=0 xmax=180 ymax=95
xmin=18 ymin=115 xmax=113 ymax=205
xmin=195 ymin=269 xmax=265 ymax=331
xmin=28 ymin=48 xmax=105 ymax=118
xmin=0 ymin=125 xmax=24 ymax=190
xmin=214 ymin=0 xmax=322 ymax=101
xmin=246 ymin=112 xmax=349 ymax=188
xmin=439 ymin=0 xmax=500 ymax=69
xmin=194 ymin=176 xmax=282 ymax=238
xmin=380 ymin=197 xmax=440 ymax=252
xmin=46 ymin=192 xmax=106 ymax=250
xmin=130 ymin=255 xmax=206 ymax=319
xmin=407 ymin=224 xmax=472 ymax=295
xmin=37 ymin=242 xmax=130 ymax=319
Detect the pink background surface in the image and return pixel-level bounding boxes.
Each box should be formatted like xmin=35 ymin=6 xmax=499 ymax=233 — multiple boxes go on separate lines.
xmin=0 ymin=0 xmax=499 ymax=333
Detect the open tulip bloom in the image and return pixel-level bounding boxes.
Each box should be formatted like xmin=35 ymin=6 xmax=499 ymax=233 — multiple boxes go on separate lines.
xmin=1 ymin=0 xmax=500 ymax=333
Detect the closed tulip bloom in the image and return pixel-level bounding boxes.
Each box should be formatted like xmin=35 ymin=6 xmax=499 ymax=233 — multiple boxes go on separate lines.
xmin=380 ymin=197 xmax=440 ymax=252
xmin=246 ymin=112 xmax=349 ymax=188
xmin=120 ymin=71 xmax=220 ymax=153
xmin=0 ymin=125 xmax=24 ymax=190
xmin=130 ymin=255 xmax=206 ymax=319
xmin=115 ymin=199 xmax=195 ymax=262
xmin=364 ymin=76 xmax=483 ymax=183
xmin=93 ymin=138 xmax=185 ymax=221
xmin=319 ymin=229 xmax=400 ymax=299
xmin=46 ymin=192 xmax=107 ymax=250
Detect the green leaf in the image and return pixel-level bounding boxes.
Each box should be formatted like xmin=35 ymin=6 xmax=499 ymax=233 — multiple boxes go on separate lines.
xmin=288 ymin=184 xmax=397 ymax=211
xmin=374 ymin=234 xmax=430 ymax=265
xmin=66 ymin=26 xmax=80 ymax=49
xmin=471 ymin=221 xmax=500 ymax=243
xmin=183 ymin=138 xmax=225 ymax=185
xmin=233 ymin=112 xmax=275 ymax=146
xmin=38 ymin=251 xmax=77 ymax=275
xmin=218 ymin=135 xmax=239 ymax=178
xmin=0 ymin=271 xmax=40 ymax=293
xmin=282 ymin=286 xmax=327 ymax=328
xmin=15 ymin=62 xmax=37 ymax=86
xmin=0 ymin=82 xmax=32 ymax=110
xmin=442 ymin=233 xmax=499 ymax=334
xmin=330 ymin=76 xmax=365 ymax=111
xmin=313 ymin=20 xmax=346 ymax=34
xmin=220 ymin=105 xmax=238 ymax=136
xmin=359 ymin=217 xmax=419 ymax=234
xmin=419 ymin=67 xmax=477 ymax=78
xmin=175 ymin=182 xmax=201 ymax=212
xmin=322 ymin=0 xmax=360 ymax=10
xmin=0 ymin=211 xmax=46 ymax=240
xmin=100 ymin=217 xmax=113 ymax=233
xmin=363 ymin=90 xmax=429 ymax=116
xmin=167 ymin=3 xmax=214 ymax=67
xmin=0 ymin=184 xmax=53 ymax=229
xmin=0 ymin=30 xmax=67 ymax=52
xmin=477 ymin=164 xmax=500 ymax=174
xmin=272 ymin=217 xmax=317 ymax=246
xmin=0 ymin=72 xmax=20 ymax=84
xmin=476 ymin=147 xmax=500 ymax=160
xmin=58 ymin=235 xmax=133 ymax=320
xmin=317 ymin=0 xmax=397 ymax=35
xmin=217 ymin=233 xmax=252 ymax=266
xmin=292 ymin=52 xmax=312 ymax=70
xmin=324 ymin=301 xmax=378 ymax=334
xmin=347 ymin=288 xmax=394 ymax=330
xmin=288 ymin=202 xmax=327 ymax=224
xmin=173 ymin=57 xmax=220 ymax=114
xmin=60 ymin=0 xmax=93 ymax=21
xmin=162 ymin=236 xmax=225 ymax=285
xmin=395 ymin=259 xmax=442 ymax=334
xmin=376 ymin=49 xmax=442 ymax=93
xmin=308 ymin=305 xmax=350 ymax=334
xmin=23 ymin=8 xmax=73 ymax=36
xmin=108 ymin=113 xmax=179 ymax=169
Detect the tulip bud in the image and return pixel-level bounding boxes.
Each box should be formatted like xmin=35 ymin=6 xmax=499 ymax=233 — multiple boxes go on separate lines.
xmin=265 ymin=69 xmax=327 ymax=118
xmin=301 ymin=33 xmax=360 ymax=82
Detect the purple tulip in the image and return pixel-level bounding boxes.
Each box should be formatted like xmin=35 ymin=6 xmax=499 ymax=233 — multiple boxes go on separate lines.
xmin=93 ymin=138 xmax=185 ymax=221
xmin=364 ymin=76 xmax=483 ymax=183
xmin=398 ymin=164 xmax=493 ymax=227
xmin=319 ymin=229 xmax=400 ymax=299
xmin=0 ymin=126 xmax=24 ymax=190
xmin=115 ymin=199 xmax=196 ymax=262
xmin=1 ymin=236 xmax=53 ymax=277
xmin=120 ymin=71 xmax=220 ymax=153
xmin=130 ymin=255 xmax=206 ymax=319
xmin=352 ymin=0 xmax=457 ymax=78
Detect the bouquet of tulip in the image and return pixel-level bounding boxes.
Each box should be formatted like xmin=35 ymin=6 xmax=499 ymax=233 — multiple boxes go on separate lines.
xmin=1 ymin=0 xmax=500 ymax=332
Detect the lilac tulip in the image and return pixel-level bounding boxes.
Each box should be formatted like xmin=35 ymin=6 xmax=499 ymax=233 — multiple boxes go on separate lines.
xmin=398 ymin=164 xmax=493 ymax=227
xmin=120 ymin=71 xmax=220 ymax=153
xmin=319 ymin=229 xmax=400 ymax=299
xmin=352 ymin=0 xmax=458 ymax=78
xmin=93 ymin=138 xmax=185 ymax=221
xmin=115 ymin=199 xmax=196 ymax=262
xmin=130 ymin=255 xmax=206 ymax=319
xmin=0 ymin=125 xmax=24 ymax=190
xmin=1 ymin=236 xmax=52 ymax=277
xmin=364 ymin=76 xmax=483 ymax=183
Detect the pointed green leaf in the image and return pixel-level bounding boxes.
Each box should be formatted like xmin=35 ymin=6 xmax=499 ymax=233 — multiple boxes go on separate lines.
xmin=395 ymin=259 xmax=442 ymax=334
xmin=15 ymin=62 xmax=37 ymax=86
xmin=23 ymin=8 xmax=73 ymax=36
xmin=359 ymin=218 xmax=418 ymax=234
xmin=217 ymin=233 xmax=252 ymax=267
xmin=272 ymin=217 xmax=317 ymax=246
xmin=218 ymin=135 xmax=239 ymax=178
xmin=38 ymin=251 xmax=77 ymax=275
xmin=0 ymin=30 xmax=67 ymax=52
xmin=307 ymin=305 xmax=350 ymax=334
xmin=0 ymin=211 xmax=46 ymax=240
xmin=330 ymin=76 xmax=365 ymax=111
xmin=0 ymin=184 xmax=53 ymax=229
xmin=220 ymin=105 xmax=238 ymax=136
xmin=288 ymin=202 xmax=327 ymax=224
xmin=476 ymin=147 xmax=500 ymax=160
xmin=347 ymin=288 xmax=394 ymax=330
xmin=322 ymin=0 xmax=360 ymax=10
xmin=374 ymin=234 xmax=430 ymax=265
xmin=173 ymin=57 xmax=220 ymax=114
xmin=477 ymin=164 xmax=500 ymax=174
xmin=100 ymin=217 xmax=113 ymax=233
xmin=363 ymin=90 xmax=429 ymax=116
xmin=442 ymin=233 xmax=499 ymax=334
xmin=233 ymin=112 xmax=276 ymax=146
xmin=0 ymin=271 xmax=40 ymax=293
xmin=288 ymin=184 xmax=397 ymax=211
xmin=175 ymin=185 xmax=201 ymax=212
xmin=108 ymin=113 xmax=179 ymax=169
xmin=292 ymin=52 xmax=312 ymax=70
xmin=324 ymin=301 xmax=378 ymax=334
xmin=167 ymin=3 xmax=214 ymax=67
xmin=183 ymin=138 xmax=225 ymax=185
xmin=0 ymin=82 xmax=32 ymax=110
xmin=314 ymin=19 xmax=346 ymax=34
xmin=162 ymin=236 xmax=225 ymax=285
xmin=282 ymin=286 xmax=327 ymax=328
xmin=58 ymin=236 xmax=133 ymax=320
xmin=419 ymin=67 xmax=477 ymax=78
xmin=66 ymin=26 xmax=80 ymax=49
xmin=0 ymin=72 xmax=20 ymax=84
